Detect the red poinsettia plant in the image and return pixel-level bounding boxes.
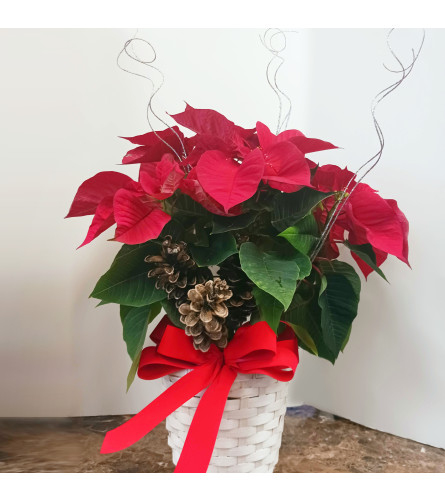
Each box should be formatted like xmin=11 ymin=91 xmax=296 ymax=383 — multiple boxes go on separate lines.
xmin=67 ymin=104 xmax=409 ymax=387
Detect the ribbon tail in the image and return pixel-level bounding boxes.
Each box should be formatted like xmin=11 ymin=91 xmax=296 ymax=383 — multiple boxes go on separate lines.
xmin=175 ymin=365 xmax=237 ymax=473
xmin=101 ymin=363 xmax=216 ymax=454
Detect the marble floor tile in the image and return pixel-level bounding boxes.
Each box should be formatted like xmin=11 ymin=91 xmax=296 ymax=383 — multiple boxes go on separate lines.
xmin=0 ymin=407 xmax=444 ymax=473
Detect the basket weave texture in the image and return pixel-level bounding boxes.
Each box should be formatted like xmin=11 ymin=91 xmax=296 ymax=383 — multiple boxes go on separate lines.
xmin=163 ymin=370 xmax=289 ymax=473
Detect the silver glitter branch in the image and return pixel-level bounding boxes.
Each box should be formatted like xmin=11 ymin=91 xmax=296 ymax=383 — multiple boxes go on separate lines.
xmin=260 ymin=28 xmax=298 ymax=134
xmin=117 ymin=36 xmax=186 ymax=161
xmin=309 ymin=29 xmax=425 ymax=263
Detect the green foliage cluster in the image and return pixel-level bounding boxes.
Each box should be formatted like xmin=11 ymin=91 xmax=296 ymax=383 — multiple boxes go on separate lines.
xmin=90 ymin=187 xmax=387 ymax=389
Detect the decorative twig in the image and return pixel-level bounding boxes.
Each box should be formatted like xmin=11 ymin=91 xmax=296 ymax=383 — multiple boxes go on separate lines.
xmin=309 ymin=29 xmax=425 ymax=263
xmin=117 ymin=35 xmax=187 ymax=161
xmin=260 ymin=28 xmax=298 ymax=134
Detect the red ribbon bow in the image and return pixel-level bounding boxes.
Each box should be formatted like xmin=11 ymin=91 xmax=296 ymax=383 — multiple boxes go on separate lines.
xmin=101 ymin=318 xmax=299 ymax=473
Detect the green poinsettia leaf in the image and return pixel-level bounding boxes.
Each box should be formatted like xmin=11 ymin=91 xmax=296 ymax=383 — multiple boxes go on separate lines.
xmin=341 ymin=325 xmax=352 ymax=353
xmin=184 ymin=223 xmax=210 ymax=247
xmin=284 ymin=289 xmax=335 ymax=363
xmin=317 ymin=261 xmax=361 ymax=356
xmin=284 ymin=262 xmax=361 ymax=363
xmin=287 ymin=322 xmax=318 ymax=355
xmin=159 ymin=219 xmax=185 ymax=242
xmin=119 ymin=304 xmax=134 ymax=323
xmin=318 ymin=260 xmax=361 ymax=297
xmin=271 ymin=188 xmax=335 ymax=232
xmin=294 ymin=213 xmax=319 ymax=235
xmin=343 ymin=240 xmax=388 ymax=282
xmin=170 ymin=193 xmax=211 ymax=218
xmin=121 ymin=302 xmax=162 ymax=361
xmin=110 ymin=241 xmax=158 ymax=264
xmin=161 ymin=299 xmax=183 ymax=328
xmin=278 ymin=214 xmax=320 ymax=255
xmin=126 ymin=351 xmax=141 ymax=392
xmin=96 ymin=300 xmax=111 ymax=307
xmin=252 ymin=287 xmax=284 ymax=333
xmin=249 ymin=308 xmax=261 ymax=325
xmin=123 ymin=302 xmax=162 ymax=392
xmin=190 ymin=233 xmax=237 ymax=266
xmin=293 ymin=250 xmax=312 ymax=279
xmin=239 ymin=242 xmax=307 ymax=310
xmin=90 ymin=243 xmax=167 ymax=306
xmin=212 ymin=211 xmax=259 ymax=234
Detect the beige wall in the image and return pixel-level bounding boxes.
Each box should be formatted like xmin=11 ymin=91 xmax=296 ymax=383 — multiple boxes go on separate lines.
xmin=1 ymin=29 xmax=444 ymax=449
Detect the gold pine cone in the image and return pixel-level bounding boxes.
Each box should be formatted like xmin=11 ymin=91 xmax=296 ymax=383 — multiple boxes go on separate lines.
xmin=178 ymin=278 xmax=232 ymax=352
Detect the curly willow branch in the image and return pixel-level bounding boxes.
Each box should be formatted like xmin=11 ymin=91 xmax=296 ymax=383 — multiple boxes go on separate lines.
xmin=308 ymin=28 xmax=425 ymax=264
xmin=260 ymin=28 xmax=298 ymax=134
xmin=117 ymin=36 xmax=186 ymax=161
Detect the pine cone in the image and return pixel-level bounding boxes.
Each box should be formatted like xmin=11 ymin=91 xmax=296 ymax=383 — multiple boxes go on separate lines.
xmin=178 ymin=278 xmax=232 ymax=352
xmin=218 ymin=254 xmax=257 ymax=335
xmin=145 ymin=236 xmax=212 ymax=308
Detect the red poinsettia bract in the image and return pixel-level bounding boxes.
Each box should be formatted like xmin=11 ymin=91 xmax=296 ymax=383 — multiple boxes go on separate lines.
xmin=195 ymin=149 xmax=265 ymax=212
xmin=121 ymin=126 xmax=186 ymax=165
xmin=66 ymin=171 xmax=171 ymax=247
xmin=168 ymin=105 xmax=337 ymax=212
xmin=256 ymin=122 xmax=312 ymax=193
xmin=113 ymin=189 xmax=171 ymax=245
xmin=312 ymin=164 xmax=410 ymax=277
xmin=67 ymin=105 xmax=342 ymax=246
xmin=139 ymin=153 xmax=184 ymax=200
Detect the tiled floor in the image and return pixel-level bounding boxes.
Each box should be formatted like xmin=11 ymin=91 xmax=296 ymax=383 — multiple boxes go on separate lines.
xmin=0 ymin=406 xmax=444 ymax=473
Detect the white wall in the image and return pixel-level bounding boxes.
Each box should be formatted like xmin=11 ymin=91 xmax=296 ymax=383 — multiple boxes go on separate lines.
xmin=289 ymin=28 xmax=445 ymax=450
xmin=0 ymin=29 xmax=443 ymax=449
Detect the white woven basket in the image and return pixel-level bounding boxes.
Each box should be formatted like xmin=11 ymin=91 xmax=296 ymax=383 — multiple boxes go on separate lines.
xmin=162 ymin=370 xmax=289 ymax=473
